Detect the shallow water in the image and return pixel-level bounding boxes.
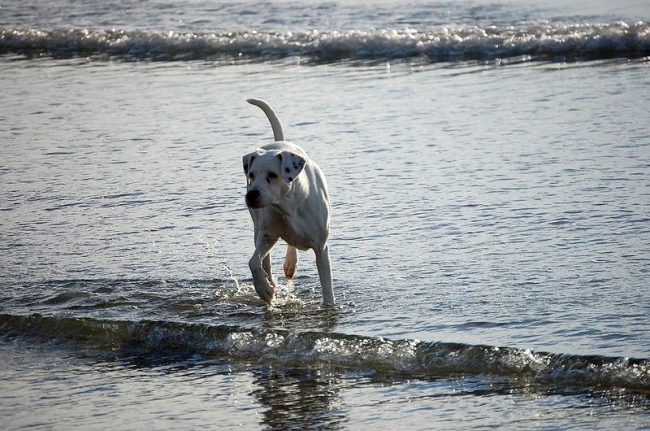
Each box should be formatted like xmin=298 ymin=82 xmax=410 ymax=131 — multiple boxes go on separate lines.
xmin=1 ymin=0 xmax=650 ymax=429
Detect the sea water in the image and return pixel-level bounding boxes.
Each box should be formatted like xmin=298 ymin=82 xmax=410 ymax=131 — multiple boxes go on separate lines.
xmin=1 ymin=0 xmax=649 ymax=429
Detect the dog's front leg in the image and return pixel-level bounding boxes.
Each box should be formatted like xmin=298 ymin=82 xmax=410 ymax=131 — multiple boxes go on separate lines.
xmin=262 ymin=252 xmax=275 ymax=286
xmin=314 ymin=244 xmax=335 ymax=305
xmin=250 ymin=234 xmax=278 ymax=304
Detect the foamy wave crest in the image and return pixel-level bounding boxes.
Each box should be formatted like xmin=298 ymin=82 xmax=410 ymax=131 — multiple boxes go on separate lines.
xmin=1 ymin=313 xmax=649 ymax=390
xmin=1 ymin=21 xmax=649 ymax=63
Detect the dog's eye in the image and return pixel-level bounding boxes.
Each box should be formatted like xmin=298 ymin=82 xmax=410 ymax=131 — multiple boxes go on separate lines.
xmin=248 ymin=173 xmax=255 ymax=181
xmin=267 ymin=172 xmax=278 ymax=181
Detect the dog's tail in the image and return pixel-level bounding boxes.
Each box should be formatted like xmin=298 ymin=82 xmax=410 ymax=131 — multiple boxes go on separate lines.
xmin=247 ymin=98 xmax=285 ymax=142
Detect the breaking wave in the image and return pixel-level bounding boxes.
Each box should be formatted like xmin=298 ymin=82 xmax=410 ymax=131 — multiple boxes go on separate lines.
xmin=1 ymin=21 xmax=649 ymax=63
xmin=1 ymin=313 xmax=648 ymax=390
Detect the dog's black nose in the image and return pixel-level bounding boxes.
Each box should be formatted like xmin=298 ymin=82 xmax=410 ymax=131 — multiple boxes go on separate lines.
xmin=245 ymin=189 xmax=260 ymax=207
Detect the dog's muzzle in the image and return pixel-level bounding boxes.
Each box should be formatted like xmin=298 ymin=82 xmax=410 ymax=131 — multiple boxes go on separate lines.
xmin=245 ymin=189 xmax=261 ymax=208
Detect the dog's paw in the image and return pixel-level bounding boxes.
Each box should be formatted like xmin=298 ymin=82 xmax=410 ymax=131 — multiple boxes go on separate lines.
xmin=283 ymin=261 xmax=296 ymax=279
xmin=284 ymin=247 xmax=298 ymax=279
xmin=254 ymin=278 xmax=276 ymax=305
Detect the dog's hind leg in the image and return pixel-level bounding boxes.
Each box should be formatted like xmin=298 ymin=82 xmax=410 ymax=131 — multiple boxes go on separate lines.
xmin=283 ymin=246 xmax=298 ymax=279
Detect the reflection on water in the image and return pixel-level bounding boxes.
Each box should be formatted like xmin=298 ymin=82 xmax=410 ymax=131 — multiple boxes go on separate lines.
xmin=252 ymin=366 xmax=347 ymax=430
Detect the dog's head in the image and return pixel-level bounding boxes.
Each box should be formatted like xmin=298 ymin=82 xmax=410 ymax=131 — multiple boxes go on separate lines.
xmin=243 ymin=149 xmax=306 ymax=209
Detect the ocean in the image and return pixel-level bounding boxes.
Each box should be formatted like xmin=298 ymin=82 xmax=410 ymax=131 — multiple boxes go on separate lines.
xmin=1 ymin=0 xmax=649 ymax=429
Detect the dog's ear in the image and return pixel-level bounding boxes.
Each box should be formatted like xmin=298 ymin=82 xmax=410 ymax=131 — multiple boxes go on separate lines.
xmin=278 ymin=151 xmax=306 ymax=183
xmin=243 ymin=152 xmax=257 ymax=176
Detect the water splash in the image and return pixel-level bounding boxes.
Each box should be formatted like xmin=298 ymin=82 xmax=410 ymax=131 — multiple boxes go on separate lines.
xmin=220 ymin=262 xmax=240 ymax=291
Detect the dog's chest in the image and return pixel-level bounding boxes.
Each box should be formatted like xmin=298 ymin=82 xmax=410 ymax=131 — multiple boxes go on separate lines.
xmin=265 ymin=207 xmax=315 ymax=250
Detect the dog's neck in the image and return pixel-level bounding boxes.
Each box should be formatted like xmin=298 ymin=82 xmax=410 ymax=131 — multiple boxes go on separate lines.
xmin=272 ymin=180 xmax=305 ymax=218
xmin=270 ymin=202 xmax=291 ymax=218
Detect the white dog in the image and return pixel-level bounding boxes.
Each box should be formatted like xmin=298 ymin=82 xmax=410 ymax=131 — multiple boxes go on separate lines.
xmin=243 ymin=98 xmax=335 ymax=305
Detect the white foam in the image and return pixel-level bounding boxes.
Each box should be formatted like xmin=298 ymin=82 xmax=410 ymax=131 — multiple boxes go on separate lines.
xmin=2 ymin=22 xmax=648 ymax=62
